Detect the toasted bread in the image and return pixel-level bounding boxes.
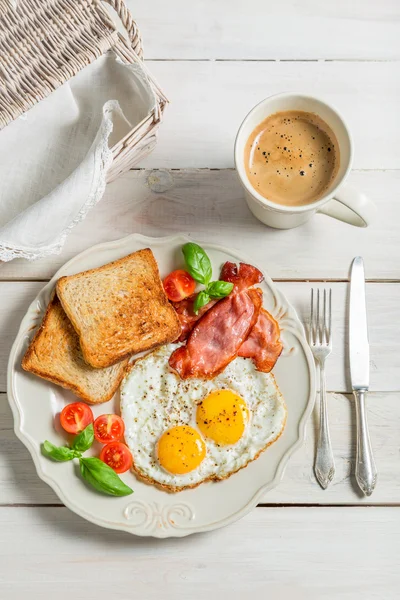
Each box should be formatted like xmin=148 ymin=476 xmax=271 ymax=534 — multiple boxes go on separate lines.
xmin=22 ymin=295 xmax=128 ymax=404
xmin=56 ymin=248 xmax=181 ymax=368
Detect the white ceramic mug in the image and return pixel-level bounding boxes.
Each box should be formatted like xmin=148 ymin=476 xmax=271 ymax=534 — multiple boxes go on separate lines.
xmin=234 ymin=93 xmax=376 ymax=229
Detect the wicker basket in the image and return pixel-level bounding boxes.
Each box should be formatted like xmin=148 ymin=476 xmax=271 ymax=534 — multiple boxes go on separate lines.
xmin=0 ymin=0 xmax=167 ymax=182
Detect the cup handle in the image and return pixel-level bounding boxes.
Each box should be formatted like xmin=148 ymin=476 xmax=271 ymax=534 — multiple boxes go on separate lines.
xmin=318 ymin=184 xmax=376 ymax=227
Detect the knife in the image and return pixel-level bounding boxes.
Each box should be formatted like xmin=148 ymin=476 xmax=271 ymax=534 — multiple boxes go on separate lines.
xmin=349 ymin=256 xmax=377 ymax=496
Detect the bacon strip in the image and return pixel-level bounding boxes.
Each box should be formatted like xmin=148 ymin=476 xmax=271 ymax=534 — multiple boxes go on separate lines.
xmin=169 ymin=288 xmax=262 ymax=379
xmin=172 ymin=262 xmax=264 ymax=341
xmin=220 ymin=261 xmax=264 ymax=291
xmin=238 ymin=308 xmax=283 ymax=373
xmin=172 ymin=295 xmax=218 ymax=342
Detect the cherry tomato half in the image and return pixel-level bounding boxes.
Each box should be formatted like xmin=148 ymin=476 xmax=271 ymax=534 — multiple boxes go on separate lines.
xmin=163 ymin=269 xmax=196 ymax=302
xmin=100 ymin=442 xmax=132 ymax=474
xmin=93 ymin=414 xmax=125 ymax=444
xmin=60 ymin=402 xmax=93 ymax=434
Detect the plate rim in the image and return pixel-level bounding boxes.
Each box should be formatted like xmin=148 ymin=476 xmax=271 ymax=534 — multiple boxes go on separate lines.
xmin=7 ymin=233 xmax=316 ymax=538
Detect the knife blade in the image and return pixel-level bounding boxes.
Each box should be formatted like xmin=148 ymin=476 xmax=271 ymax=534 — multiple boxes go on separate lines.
xmin=349 ymin=256 xmax=370 ymax=390
xmin=349 ymin=257 xmax=377 ymax=496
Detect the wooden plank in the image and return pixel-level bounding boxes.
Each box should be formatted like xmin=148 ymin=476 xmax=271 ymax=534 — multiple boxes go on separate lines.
xmin=1 ymin=388 xmax=399 ymax=506
xmin=129 ymin=0 xmax=400 ymax=60
xmin=1 ymin=281 xmax=398 ymax=393
xmin=0 ymin=506 xmax=399 ymax=599
xmin=138 ymin=61 xmax=399 ymax=169
xmin=0 ymin=169 xmax=398 ymax=281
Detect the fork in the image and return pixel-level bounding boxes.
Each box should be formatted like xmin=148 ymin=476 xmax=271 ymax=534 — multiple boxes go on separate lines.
xmin=310 ymin=288 xmax=335 ymax=489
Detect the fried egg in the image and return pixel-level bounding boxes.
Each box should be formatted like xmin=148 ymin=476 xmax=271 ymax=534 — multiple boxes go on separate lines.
xmin=120 ymin=343 xmax=287 ymax=491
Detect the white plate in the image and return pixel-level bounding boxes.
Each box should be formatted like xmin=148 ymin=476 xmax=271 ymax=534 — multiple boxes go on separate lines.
xmin=8 ymin=234 xmax=315 ymax=538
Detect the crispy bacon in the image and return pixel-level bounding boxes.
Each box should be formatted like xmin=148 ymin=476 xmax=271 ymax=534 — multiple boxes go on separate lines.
xmin=169 ymin=288 xmax=262 ymax=379
xmin=172 ymin=262 xmax=264 ymax=341
xmin=238 ymin=308 xmax=283 ymax=373
xmin=172 ymin=295 xmax=218 ymax=342
xmin=220 ymin=261 xmax=264 ymax=291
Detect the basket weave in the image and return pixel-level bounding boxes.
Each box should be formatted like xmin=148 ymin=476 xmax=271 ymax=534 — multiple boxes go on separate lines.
xmin=0 ymin=0 xmax=167 ymax=181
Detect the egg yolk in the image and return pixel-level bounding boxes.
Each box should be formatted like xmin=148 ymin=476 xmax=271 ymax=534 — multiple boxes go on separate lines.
xmin=196 ymin=390 xmax=249 ymax=445
xmin=157 ymin=425 xmax=206 ymax=475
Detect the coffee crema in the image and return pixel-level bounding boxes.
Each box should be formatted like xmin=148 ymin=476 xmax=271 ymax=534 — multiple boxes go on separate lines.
xmin=244 ymin=110 xmax=339 ymax=207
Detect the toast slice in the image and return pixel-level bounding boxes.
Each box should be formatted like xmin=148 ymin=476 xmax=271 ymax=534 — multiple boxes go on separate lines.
xmin=22 ymin=295 xmax=128 ymax=404
xmin=56 ymin=248 xmax=181 ymax=368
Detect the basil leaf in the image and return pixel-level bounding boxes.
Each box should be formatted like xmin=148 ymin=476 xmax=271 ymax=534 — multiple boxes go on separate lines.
xmin=72 ymin=423 xmax=94 ymax=453
xmin=206 ymin=280 xmax=234 ymax=298
xmin=79 ymin=457 xmax=133 ymax=497
xmin=182 ymin=243 xmax=212 ymax=286
xmin=42 ymin=441 xmax=77 ymax=462
xmin=193 ymin=291 xmax=210 ymax=315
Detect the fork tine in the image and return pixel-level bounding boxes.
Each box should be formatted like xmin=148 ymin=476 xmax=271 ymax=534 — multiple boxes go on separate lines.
xmin=322 ymin=289 xmax=327 ymax=344
xmin=316 ymin=288 xmax=320 ymax=344
xmin=310 ymin=288 xmax=314 ymax=344
xmin=328 ymin=288 xmax=332 ymax=344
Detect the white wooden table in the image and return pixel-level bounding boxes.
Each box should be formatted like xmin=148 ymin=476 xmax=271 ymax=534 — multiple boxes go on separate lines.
xmin=1 ymin=1 xmax=400 ymax=597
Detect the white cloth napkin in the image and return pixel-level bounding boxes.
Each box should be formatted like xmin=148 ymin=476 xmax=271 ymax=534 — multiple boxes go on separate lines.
xmin=0 ymin=53 xmax=156 ymax=262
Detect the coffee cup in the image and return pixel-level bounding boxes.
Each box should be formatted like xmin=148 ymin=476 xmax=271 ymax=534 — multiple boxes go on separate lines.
xmin=234 ymin=93 xmax=376 ymax=229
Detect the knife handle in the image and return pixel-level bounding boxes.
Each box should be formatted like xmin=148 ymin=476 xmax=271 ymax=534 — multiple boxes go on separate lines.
xmin=353 ymin=390 xmax=377 ymax=496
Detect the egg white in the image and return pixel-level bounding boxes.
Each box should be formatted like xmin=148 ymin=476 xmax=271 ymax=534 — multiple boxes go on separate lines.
xmin=120 ymin=343 xmax=287 ymax=490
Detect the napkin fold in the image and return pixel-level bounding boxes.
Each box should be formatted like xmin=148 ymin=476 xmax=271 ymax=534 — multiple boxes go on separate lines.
xmin=0 ymin=53 xmax=156 ymax=261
